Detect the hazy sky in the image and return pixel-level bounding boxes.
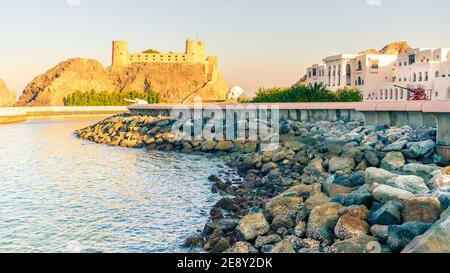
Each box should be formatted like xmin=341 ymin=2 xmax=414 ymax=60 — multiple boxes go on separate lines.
xmin=1 ymin=0 xmax=450 ymax=96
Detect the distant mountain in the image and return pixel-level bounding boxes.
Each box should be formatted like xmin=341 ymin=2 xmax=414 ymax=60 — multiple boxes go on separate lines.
xmin=0 ymin=79 xmax=16 ymax=107
xmin=359 ymin=41 xmax=412 ymax=55
xmin=16 ymin=58 xmax=229 ymax=106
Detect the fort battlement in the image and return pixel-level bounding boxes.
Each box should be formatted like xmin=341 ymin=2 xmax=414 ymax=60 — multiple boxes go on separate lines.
xmin=112 ymin=39 xmax=218 ymax=81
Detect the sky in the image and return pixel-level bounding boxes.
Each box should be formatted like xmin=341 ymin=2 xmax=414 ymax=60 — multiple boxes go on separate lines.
xmin=1 ymin=0 xmax=450 ymax=97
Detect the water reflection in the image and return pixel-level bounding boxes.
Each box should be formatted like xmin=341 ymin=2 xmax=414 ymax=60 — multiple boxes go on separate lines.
xmin=0 ymin=117 xmax=223 ymax=253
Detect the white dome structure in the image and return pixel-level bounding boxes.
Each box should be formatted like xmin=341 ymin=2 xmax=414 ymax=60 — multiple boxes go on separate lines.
xmin=227 ymin=86 xmax=244 ymax=100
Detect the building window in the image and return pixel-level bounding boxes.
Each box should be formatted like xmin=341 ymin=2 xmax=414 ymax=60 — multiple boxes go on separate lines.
xmin=409 ymin=54 xmax=416 ymax=65
xmin=357 ymin=61 xmax=362 ymax=71
xmin=425 ymin=72 xmax=429 ymax=81
xmin=413 ymin=73 xmax=417 ymax=82
xmin=312 ymin=68 xmax=317 ymax=77
xmin=346 ymin=64 xmax=351 ymax=86
xmin=419 ymin=72 xmax=423 ymax=81
xmin=371 ymin=60 xmax=379 ymax=69
xmin=385 ymin=89 xmax=388 ymax=100
xmin=357 ymin=77 xmax=362 ymax=86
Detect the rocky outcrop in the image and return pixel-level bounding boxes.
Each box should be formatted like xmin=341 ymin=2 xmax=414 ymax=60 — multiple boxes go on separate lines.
xmin=359 ymin=41 xmax=412 ymax=55
xmin=0 ymin=79 xmax=16 ymax=107
xmin=16 ymin=58 xmax=229 ymax=106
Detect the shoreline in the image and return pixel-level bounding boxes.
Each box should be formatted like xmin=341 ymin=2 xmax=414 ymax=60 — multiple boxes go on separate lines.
xmin=0 ymin=106 xmax=128 ymax=124
xmin=76 ymin=113 xmax=450 ymax=253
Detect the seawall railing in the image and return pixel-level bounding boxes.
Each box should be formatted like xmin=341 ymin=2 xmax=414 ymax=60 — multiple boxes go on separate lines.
xmin=128 ymin=101 xmax=450 ymax=163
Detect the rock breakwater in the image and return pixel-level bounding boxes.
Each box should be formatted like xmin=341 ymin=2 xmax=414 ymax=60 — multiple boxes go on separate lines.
xmin=76 ymin=113 xmax=450 ymax=253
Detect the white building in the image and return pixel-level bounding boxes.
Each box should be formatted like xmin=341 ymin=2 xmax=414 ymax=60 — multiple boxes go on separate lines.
xmin=305 ymin=48 xmax=450 ymax=101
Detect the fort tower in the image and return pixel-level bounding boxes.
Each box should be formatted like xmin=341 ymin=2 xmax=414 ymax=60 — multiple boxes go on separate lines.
xmin=112 ymin=41 xmax=129 ymax=67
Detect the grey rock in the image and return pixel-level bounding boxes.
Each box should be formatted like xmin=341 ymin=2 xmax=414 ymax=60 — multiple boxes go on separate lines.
xmin=430 ymin=186 xmax=450 ymax=210
xmin=380 ymin=152 xmax=405 ymax=171
xmin=365 ymin=167 xmax=398 ymax=184
xmin=370 ymin=225 xmax=389 ymax=244
xmin=329 ymin=157 xmax=356 ymax=174
xmin=365 ymin=151 xmax=380 ymax=167
xmin=331 ymin=184 xmax=374 ymax=208
xmin=382 ymin=140 xmax=408 ymax=152
xmin=368 ymin=201 xmax=403 ymax=225
xmin=254 ymin=234 xmax=282 ymax=248
xmin=373 ymin=185 xmax=415 ymax=203
xmin=402 ymin=216 xmax=450 ymax=253
xmin=387 ymin=222 xmax=432 ymax=252
xmin=236 ymin=212 xmax=270 ymax=240
xmin=384 ymin=175 xmax=430 ymax=196
xmin=405 ymin=140 xmax=436 ymax=159
xmin=403 ymin=163 xmax=441 ymax=179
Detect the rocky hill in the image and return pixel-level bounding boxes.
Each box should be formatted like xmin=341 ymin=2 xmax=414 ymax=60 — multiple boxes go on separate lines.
xmin=359 ymin=41 xmax=412 ymax=55
xmin=0 ymin=79 xmax=17 ymax=107
xmin=16 ymin=58 xmax=229 ymax=106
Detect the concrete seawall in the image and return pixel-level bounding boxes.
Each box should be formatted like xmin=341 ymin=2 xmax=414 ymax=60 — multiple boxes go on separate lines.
xmin=0 ymin=106 xmax=128 ymax=124
xmin=128 ymin=101 xmax=450 ymax=163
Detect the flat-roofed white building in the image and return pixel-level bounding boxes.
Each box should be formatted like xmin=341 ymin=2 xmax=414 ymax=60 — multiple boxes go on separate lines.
xmin=305 ymin=47 xmax=450 ymax=101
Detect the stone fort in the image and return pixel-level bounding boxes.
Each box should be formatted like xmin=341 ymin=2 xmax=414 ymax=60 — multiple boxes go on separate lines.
xmin=112 ymin=39 xmax=219 ymax=81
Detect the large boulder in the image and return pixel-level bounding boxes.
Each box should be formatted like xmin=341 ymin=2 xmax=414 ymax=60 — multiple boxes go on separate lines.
xmin=384 ymin=175 xmax=430 ymax=196
xmin=236 ymin=212 xmax=270 ymax=241
xmin=405 ymin=140 xmax=436 ymax=159
xmin=365 ymin=167 xmax=398 ymax=184
xmin=215 ymin=140 xmax=235 ymax=151
xmin=339 ymin=205 xmax=370 ymax=220
xmin=334 ymin=214 xmax=370 ymax=240
xmin=402 ymin=216 xmax=450 ymax=253
xmin=382 ymin=140 xmax=408 ymax=152
xmin=373 ymin=185 xmax=415 ymax=203
xmin=368 ymin=201 xmax=403 ymax=225
xmin=403 ymin=163 xmax=441 ymax=179
xmin=254 ymin=234 xmax=282 ymax=249
xmin=304 ymin=193 xmax=331 ymax=212
xmin=323 ymin=138 xmax=347 ymax=155
xmin=426 ymin=168 xmax=450 ymax=190
xmin=329 ymin=157 xmax=355 ymax=174
xmin=430 ymin=186 xmax=450 ymax=210
xmin=365 ymin=151 xmax=380 ymax=167
xmin=333 ymin=171 xmax=365 ymax=188
xmin=265 ymin=195 xmax=304 ymax=219
xmin=331 ymin=235 xmax=379 ymax=253
xmin=270 ymin=240 xmax=295 ymax=253
xmin=387 ymin=222 xmax=431 ymax=252
xmin=331 ymin=184 xmax=374 ymax=207
xmin=380 ymin=152 xmax=405 ymax=171
xmin=307 ymin=202 xmax=344 ymax=243
xmin=402 ymin=197 xmax=443 ymax=223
